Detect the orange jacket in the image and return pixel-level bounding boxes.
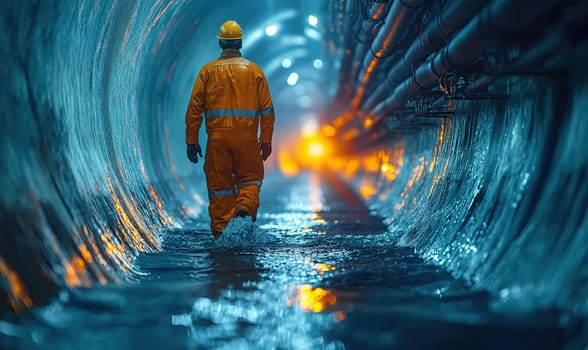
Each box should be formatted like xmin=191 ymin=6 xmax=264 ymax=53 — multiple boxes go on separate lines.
xmin=185 ymin=49 xmax=275 ymax=145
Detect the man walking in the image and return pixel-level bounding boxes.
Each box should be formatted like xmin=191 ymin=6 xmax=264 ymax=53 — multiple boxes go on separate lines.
xmin=185 ymin=20 xmax=275 ymax=239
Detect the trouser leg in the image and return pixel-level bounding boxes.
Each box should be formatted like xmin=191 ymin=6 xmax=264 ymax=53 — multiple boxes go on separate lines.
xmin=204 ymin=132 xmax=235 ymax=237
xmin=230 ymin=129 xmax=264 ymax=220
xmin=236 ymin=184 xmax=260 ymax=220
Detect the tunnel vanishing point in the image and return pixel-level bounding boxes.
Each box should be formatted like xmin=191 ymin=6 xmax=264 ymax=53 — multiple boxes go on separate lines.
xmin=0 ymin=0 xmax=587 ymax=345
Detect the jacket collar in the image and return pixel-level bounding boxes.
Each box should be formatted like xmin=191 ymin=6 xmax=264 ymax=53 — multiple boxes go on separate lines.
xmin=220 ymin=49 xmax=242 ymax=59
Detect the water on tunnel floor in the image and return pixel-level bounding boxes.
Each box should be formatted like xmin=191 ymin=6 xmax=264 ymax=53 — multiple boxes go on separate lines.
xmin=2 ymin=1 xmax=588 ymax=349
xmin=0 ymin=173 xmax=575 ymax=349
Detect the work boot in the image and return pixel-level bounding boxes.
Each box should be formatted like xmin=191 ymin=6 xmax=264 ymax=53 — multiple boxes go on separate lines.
xmin=235 ymin=208 xmax=251 ymax=218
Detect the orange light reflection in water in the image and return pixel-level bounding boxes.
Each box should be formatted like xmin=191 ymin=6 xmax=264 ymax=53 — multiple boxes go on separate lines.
xmin=309 ymin=173 xmax=323 ymax=213
xmin=428 ymin=119 xmax=451 ymax=199
xmin=304 ymin=258 xmax=336 ymax=275
xmin=83 ymin=224 xmax=111 ymax=275
xmin=138 ymin=151 xmax=175 ymax=226
xmin=395 ymin=156 xmax=426 ymax=211
xmin=106 ymin=177 xmax=159 ymax=251
xmin=64 ymin=255 xmax=91 ymax=288
xmin=0 ymin=258 xmax=33 ymax=311
xmin=287 ymin=285 xmax=337 ymax=313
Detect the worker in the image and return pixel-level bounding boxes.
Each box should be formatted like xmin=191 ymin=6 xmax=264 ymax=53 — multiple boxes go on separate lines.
xmin=185 ymin=20 xmax=275 ymax=239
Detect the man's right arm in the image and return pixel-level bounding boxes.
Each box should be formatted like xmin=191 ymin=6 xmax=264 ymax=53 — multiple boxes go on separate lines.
xmin=256 ymin=70 xmax=275 ymax=145
xmin=185 ymin=70 xmax=206 ymax=145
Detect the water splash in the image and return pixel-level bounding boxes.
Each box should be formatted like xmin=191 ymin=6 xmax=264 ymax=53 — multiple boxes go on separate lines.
xmin=215 ymin=217 xmax=278 ymax=248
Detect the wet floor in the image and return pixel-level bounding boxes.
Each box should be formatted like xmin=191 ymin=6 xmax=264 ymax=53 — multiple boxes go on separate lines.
xmin=0 ymin=173 xmax=573 ymax=349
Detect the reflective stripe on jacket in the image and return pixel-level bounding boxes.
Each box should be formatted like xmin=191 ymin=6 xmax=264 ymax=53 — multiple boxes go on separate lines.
xmin=185 ymin=49 xmax=275 ymax=145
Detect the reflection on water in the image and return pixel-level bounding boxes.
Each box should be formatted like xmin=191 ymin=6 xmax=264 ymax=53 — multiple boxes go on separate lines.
xmin=0 ymin=258 xmax=33 ymax=312
xmin=1 ymin=173 xmax=575 ymax=349
xmin=288 ymin=285 xmax=337 ymax=313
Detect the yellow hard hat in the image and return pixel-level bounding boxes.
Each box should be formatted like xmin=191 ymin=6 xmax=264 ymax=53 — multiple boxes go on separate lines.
xmin=217 ymin=20 xmax=243 ymax=40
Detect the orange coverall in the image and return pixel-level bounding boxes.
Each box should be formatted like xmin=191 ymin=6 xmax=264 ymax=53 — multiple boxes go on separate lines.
xmin=185 ymin=49 xmax=275 ymax=237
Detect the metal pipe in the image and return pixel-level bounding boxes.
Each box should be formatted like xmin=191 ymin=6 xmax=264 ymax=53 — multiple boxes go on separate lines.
xmin=349 ymin=0 xmax=425 ymax=110
xmin=341 ymin=1 xmax=390 ymax=102
xmin=370 ymin=0 xmax=563 ymax=121
xmin=363 ymin=0 xmax=490 ymax=111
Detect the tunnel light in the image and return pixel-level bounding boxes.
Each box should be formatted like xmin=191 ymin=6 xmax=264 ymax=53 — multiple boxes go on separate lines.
xmin=304 ymin=28 xmax=321 ymax=40
xmin=282 ymin=58 xmax=292 ymax=68
xmin=308 ymin=142 xmax=325 ymax=157
xmin=265 ymin=25 xmax=278 ymax=36
xmin=287 ymin=72 xmax=299 ymax=86
xmin=308 ymin=15 xmax=318 ymax=27
xmin=313 ymin=59 xmax=323 ymax=69
xmin=302 ymin=120 xmax=318 ymax=136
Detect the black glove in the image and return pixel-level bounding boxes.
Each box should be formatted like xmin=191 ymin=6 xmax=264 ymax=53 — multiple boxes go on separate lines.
xmin=187 ymin=144 xmax=202 ymax=163
xmin=260 ymin=142 xmax=272 ymax=161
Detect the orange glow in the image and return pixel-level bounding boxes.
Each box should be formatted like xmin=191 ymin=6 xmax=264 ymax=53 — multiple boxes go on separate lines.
xmin=328 ymin=158 xmax=349 ymax=172
xmin=301 ymin=133 xmax=331 ymax=163
xmin=82 ymin=226 xmax=109 ymax=277
xmin=0 ymin=258 xmax=33 ymax=311
xmin=342 ymin=128 xmax=359 ymax=141
xmin=333 ymin=112 xmax=354 ymax=128
xmin=428 ymin=120 xmax=451 ymax=198
xmin=313 ymin=263 xmax=336 ymax=274
xmin=363 ymin=155 xmax=380 ymax=173
xmin=310 ymin=213 xmax=326 ymax=223
xmin=322 ymin=124 xmax=336 ymax=137
xmin=345 ymin=158 xmax=361 ymax=178
xmin=107 ymin=177 xmax=150 ymax=251
xmin=314 ymin=263 xmax=335 ymax=274
xmin=100 ymin=230 xmax=133 ymax=272
xmin=380 ymin=150 xmax=401 ymax=181
xmin=360 ymin=184 xmax=377 ymax=200
xmin=335 ymin=311 xmax=347 ymax=322
xmin=395 ymin=156 xmax=426 ymax=210
xmin=288 ymin=285 xmax=337 ymax=313
xmin=304 ymin=258 xmax=336 ymax=274
xmin=278 ymin=126 xmax=335 ymax=176
xmin=278 ymin=149 xmax=300 ymax=177
xmin=308 ymin=141 xmax=325 ymax=157
xmin=363 ymin=117 xmax=374 ymax=128
xmin=64 ymin=255 xmax=91 ymax=288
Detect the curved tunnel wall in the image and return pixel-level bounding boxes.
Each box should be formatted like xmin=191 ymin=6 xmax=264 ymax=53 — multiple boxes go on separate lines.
xmin=348 ymin=77 xmax=588 ymax=313
xmin=0 ymin=0 xmax=587 ymax=320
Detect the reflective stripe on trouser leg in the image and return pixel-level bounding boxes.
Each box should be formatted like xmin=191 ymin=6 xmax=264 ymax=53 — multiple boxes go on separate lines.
xmin=204 ymin=132 xmax=236 ymax=235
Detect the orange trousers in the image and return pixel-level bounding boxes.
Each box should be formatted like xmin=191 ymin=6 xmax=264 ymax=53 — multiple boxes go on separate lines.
xmin=203 ymin=127 xmax=263 ymax=237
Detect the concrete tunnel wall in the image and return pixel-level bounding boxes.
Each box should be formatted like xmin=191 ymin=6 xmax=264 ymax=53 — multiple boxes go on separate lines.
xmin=0 ymin=0 xmax=587 ymax=318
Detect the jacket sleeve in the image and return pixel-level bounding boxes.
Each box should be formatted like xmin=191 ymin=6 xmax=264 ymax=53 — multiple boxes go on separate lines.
xmin=256 ymin=69 xmax=275 ymax=144
xmin=185 ymin=69 xmax=206 ymax=145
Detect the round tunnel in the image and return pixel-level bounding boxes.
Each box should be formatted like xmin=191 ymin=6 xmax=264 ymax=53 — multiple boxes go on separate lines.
xmin=1 ymin=0 xmax=587 ymax=346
